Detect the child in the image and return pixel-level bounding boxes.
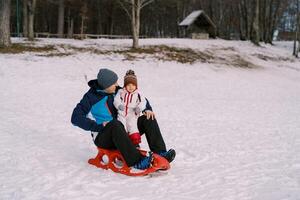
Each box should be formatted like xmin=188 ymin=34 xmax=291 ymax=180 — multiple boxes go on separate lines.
xmin=114 ymin=70 xmax=146 ymax=146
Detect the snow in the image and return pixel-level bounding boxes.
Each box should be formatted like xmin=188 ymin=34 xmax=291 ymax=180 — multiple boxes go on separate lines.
xmin=1 ymin=38 xmax=300 ymax=200
xmin=179 ymin=10 xmax=203 ymax=26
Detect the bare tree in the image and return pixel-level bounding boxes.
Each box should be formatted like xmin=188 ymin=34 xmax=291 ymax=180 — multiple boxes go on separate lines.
xmin=22 ymin=0 xmax=28 ymax=37
xmin=119 ymin=0 xmax=154 ymax=49
xmin=251 ymin=0 xmax=260 ymax=45
xmin=0 ymin=0 xmax=11 ymax=47
xmin=27 ymin=0 xmax=37 ymax=40
xmin=238 ymin=0 xmax=251 ymax=40
xmin=96 ymin=0 xmax=102 ymax=34
xmin=5 ymin=0 xmax=292 ymax=42
xmin=298 ymin=0 xmax=300 ymax=54
xmin=57 ymin=0 xmax=65 ymax=37
xmin=67 ymin=7 xmax=74 ymax=38
xmin=293 ymin=0 xmax=299 ymax=57
xmin=80 ymin=1 xmax=88 ymax=39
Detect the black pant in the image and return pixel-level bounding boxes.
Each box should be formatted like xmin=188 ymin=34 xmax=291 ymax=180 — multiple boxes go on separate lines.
xmin=94 ymin=116 xmax=167 ymax=166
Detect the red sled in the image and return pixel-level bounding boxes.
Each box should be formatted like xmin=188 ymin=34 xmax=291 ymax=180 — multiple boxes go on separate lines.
xmin=88 ymin=148 xmax=170 ymax=176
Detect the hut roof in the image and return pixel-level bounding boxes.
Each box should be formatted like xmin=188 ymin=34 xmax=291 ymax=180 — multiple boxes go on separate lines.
xmin=179 ymin=10 xmax=216 ymax=29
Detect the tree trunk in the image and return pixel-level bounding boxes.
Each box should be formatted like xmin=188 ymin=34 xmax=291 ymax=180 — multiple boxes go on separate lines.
xmin=251 ymin=0 xmax=260 ymax=45
xmin=261 ymin=0 xmax=266 ymax=41
xmin=0 ymin=0 xmax=11 ymax=47
xmin=132 ymin=0 xmax=138 ymax=49
xmin=238 ymin=3 xmax=246 ymax=40
xmin=298 ymin=7 xmax=300 ymax=54
xmin=67 ymin=8 xmax=73 ymax=38
xmin=217 ymin=0 xmax=224 ymax=37
xmin=27 ymin=0 xmax=36 ymax=40
xmin=80 ymin=16 xmax=84 ymax=38
xmin=243 ymin=0 xmax=250 ymax=39
xmin=22 ymin=0 xmax=28 ymax=37
xmin=265 ymin=0 xmax=274 ymax=43
xmin=294 ymin=0 xmax=299 ymax=57
xmin=96 ymin=0 xmax=102 ymax=34
xmin=176 ymin=1 xmax=181 ymax=37
xmin=136 ymin=1 xmax=141 ymax=46
xmin=57 ymin=0 xmax=64 ymax=37
xmin=298 ymin=0 xmax=300 ymax=53
xmin=108 ymin=1 xmax=115 ymax=35
xmin=68 ymin=19 xmax=74 ymax=38
xmin=296 ymin=0 xmax=300 ymax=53
xmin=80 ymin=1 xmax=87 ymax=39
xmin=239 ymin=0 xmax=249 ymax=40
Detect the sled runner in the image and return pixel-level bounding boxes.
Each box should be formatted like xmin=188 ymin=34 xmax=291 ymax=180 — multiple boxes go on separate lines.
xmin=88 ymin=148 xmax=170 ymax=176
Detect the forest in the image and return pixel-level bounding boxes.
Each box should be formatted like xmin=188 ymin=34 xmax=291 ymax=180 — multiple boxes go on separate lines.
xmin=0 ymin=0 xmax=300 ymax=52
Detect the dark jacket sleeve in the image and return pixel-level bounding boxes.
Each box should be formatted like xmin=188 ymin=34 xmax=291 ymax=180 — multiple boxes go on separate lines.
xmin=71 ymin=92 xmax=104 ymax=132
xmin=144 ymin=98 xmax=153 ymax=112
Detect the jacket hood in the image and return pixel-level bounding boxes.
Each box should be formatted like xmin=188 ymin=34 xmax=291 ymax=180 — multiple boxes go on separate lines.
xmin=88 ymin=79 xmax=100 ymax=90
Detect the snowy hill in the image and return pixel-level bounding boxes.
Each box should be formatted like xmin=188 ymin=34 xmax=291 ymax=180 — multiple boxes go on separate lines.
xmin=0 ymin=38 xmax=300 ymax=200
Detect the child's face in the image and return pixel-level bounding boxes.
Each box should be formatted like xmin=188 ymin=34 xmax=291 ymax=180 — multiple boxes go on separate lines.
xmin=125 ymin=83 xmax=136 ymax=92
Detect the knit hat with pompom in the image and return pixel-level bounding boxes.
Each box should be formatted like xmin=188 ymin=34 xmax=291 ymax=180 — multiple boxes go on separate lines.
xmin=124 ymin=69 xmax=137 ymax=87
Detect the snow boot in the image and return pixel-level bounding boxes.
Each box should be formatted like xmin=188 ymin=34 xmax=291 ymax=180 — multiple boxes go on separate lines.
xmin=133 ymin=152 xmax=153 ymax=170
xmin=159 ymin=149 xmax=176 ymax=163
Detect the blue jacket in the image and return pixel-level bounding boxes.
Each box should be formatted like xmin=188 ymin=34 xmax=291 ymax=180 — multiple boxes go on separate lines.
xmin=71 ymin=79 xmax=152 ymax=133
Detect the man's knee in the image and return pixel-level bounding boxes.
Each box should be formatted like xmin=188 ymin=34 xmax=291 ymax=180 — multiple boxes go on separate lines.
xmin=138 ymin=115 xmax=146 ymax=121
xmin=138 ymin=115 xmax=148 ymax=124
xmin=109 ymin=119 xmax=127 ymax=137
xmin=138 ymin=115 xmax=158 ymax=129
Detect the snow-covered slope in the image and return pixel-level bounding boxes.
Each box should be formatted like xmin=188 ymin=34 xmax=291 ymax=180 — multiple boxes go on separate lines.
xmin=0 ymin=38 xmax=300 ymax=200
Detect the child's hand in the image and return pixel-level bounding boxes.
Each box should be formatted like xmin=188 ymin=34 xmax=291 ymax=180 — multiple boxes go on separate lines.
xmin=134 ymin=107 xmax=141 ymax=115
xmin=118 ymin=104 xmax=125 ymax=111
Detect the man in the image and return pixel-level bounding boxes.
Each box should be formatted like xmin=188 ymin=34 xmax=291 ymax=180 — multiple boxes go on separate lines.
xmin=71 ymin=68 xmax=175 ymax=169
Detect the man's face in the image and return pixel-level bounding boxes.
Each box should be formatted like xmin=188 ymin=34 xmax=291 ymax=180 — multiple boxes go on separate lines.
xmin=104 ymin=82 xmax=118 ymax=94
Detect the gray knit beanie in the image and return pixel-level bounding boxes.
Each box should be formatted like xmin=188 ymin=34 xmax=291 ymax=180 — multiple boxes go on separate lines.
xmin=97 ymin=68 xmax=118 ymax=89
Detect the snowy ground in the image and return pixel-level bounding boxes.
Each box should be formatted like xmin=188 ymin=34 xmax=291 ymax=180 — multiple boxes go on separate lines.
xmin=0 ymin=38 xmax=300 ymax=200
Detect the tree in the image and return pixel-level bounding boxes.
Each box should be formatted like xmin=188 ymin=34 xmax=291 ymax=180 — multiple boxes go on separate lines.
xmin=22 ymin=0 xmax=28 ymax=37
xmin=67 ymin=6 xmax=74 ymax=38
xmin=27 ymin=0 xmax=37 ymax=40
xmin=80 ymin=0 xmax=88 ymax=38
xmin=5 ymin=0 xmax=292 ymax=42
xmin=251 ymin=0 xmax=260 ymax=45
xmin=238 ymin=0 xmax=249 ymax=40
xmin=259 ymin=0 xmax=287 ymax=44
xmin=293 ymin=0 xmax=299 ymax=57
xmin=119 ymin=0 xmax=154 ymax=49
xmin=57 ymin=0 xmax=65 ymax=37
xmin=0 ymin=0 xmax=11 ymax=47
xmin=96 ymin=0 xmax=102 ymax=34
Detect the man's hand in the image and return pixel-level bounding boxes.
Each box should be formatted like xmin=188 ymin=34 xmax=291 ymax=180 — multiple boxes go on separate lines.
xmin=103 ymin=121 xmax=109 ymax=127
xmin=144 ymin=110 xmax=155 ymax=120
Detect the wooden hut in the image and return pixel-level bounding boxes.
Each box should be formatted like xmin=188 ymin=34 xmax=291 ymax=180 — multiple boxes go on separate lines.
xmin=179 ymin=10 xmax=216 ymax=39
xmin=276 ymin=31 xmax=296 ymax=41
